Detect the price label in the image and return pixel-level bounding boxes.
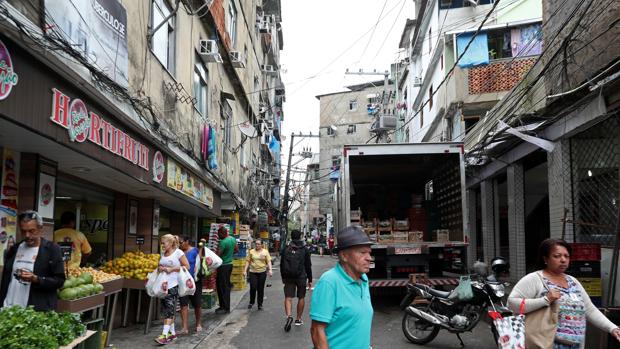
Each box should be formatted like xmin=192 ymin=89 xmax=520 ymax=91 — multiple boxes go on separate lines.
xmin=136 ymin=235 xmax=145 ymax=245
xmin=395 ymin=247 xmax=422 ymax=255
xmin=58 ymin=242 xmax=72 ymax=262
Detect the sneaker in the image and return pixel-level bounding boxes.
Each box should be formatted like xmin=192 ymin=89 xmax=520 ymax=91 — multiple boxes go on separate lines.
xmin=284 ymin=316 xmax=293 ymax=332
xmin=294 ymin=319 xmax=303 ymax=326
xmin=167 ymin=334 xmax=177 ymax=341
xmin=258 ymin=305 xmax=263 ymax=310
xmin=155 ymin=334 xmax=170 ymax=345
xmin=248 ymin=303 xmax=253 ymax=309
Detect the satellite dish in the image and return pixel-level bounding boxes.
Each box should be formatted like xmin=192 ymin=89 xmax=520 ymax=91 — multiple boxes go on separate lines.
xmin=238 ymin=122 xmax=258 ymax=138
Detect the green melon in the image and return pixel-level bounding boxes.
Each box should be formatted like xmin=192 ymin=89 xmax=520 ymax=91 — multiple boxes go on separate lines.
xmin=94 ymin=283 xmax=104 ymax=293
xmin=79 ymin=272 xmax=93 ymax=284
xmin=59 ymin=287 xmax=78 ymax=300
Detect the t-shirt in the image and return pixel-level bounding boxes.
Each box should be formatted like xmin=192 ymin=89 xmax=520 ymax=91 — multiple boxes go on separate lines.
xmin=158 ymin=248 xmax=184 ymax=288
xmin=218 ymin=236 xmax=236 ymax=265
xmin=310 ymin=262 xmax=374 ymax=349
xmin=246 ymin=248 xmax=271 ymax=273
xmin=3 ymin=243 xmax=39 ymax=308
xmin=53 ymin=228 xmax=92 ymax=269
xmin=184 ymin=247 xmax=200 ymax=278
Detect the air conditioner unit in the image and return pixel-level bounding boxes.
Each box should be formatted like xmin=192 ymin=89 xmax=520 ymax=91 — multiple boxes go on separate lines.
xmin=261 ymin=64 xmax=277 ymax=74
xmin=377 ymin=115 xmax=398 ymax=130
xmin=199 ymin=39 xmax=223 ymax=63
xmin=258 ymin=21 xmax=271 ymax=33
xmin=263 ymin=14 xmax=275 ymax=25
xmin=413 ymin=76 xmax=422 ymax=86
xmin=229 ymin=51 xmax=246 ymax=68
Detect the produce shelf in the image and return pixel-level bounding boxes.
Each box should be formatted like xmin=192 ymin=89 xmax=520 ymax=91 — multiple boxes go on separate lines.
xmin=59 ymin=330 xmax=97 ymax=349
xmin=57 ymin=293 xmax=105 ymax=313
xmin=123 ymin=278 xmax=146 ymax=290
xmin=102 ymin=277 xmax=124 ymax=296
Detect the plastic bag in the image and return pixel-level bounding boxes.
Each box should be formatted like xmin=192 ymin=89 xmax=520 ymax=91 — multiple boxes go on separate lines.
xmin=151 ymin=271 xmax=170 ymax=298
xmin=178 ymin=267 xmax=196 ymax=297
xmin=204 ymin=247 xmax=222 ymax=270
xmin=490 ymin=302 xmax=526 ymax=349
xmin=145 ymin=269 xmax=159 ymax=297
xmin=448 ymin=275 xmax=473 ymax=301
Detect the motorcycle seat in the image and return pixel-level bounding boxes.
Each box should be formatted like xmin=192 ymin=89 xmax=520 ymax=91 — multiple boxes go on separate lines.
xmin=415 ymin=283 xmax=452 ymax=299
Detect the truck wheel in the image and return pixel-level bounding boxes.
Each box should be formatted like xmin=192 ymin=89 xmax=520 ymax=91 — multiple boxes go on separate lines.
xmin=401 ymin=306 xmax=440 ymax=345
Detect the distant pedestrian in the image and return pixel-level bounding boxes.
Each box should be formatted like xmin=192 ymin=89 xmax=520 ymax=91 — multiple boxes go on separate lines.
xmin=244 ymin=239 xmax=273 ymax=310
xmin=272 ymin=231 xmax=281 ymax=256
xmin=216 ymin=226 xmax=237 ymax=314
xmin=281 ymin=229 xmax=312 ymax=332
xmin=155 ymin=234 xmax=189 ymax=345
xmin=310 ymin=226 xmax=374 ymax=349
xmin=179 ymin=236 xmax=203 ymax=334
xmin=0 ymin=210 xmax=65 ymax=311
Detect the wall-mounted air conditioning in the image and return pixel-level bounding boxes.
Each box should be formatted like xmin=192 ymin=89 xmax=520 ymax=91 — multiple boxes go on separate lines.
xmin=229 ymin=51 xmax=246 ymax=68
xmin=199 ymin=39 xmax=223 ymax=63
xmin=261 ymin=64 xmax=277 ymax=74
xmin=413 ymin=76 xmax=422 ymax=86
xmin=258 ymin=21 xmax=271 ymax=33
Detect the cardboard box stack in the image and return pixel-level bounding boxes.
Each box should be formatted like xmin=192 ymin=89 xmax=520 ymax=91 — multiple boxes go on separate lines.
xmin=238 ymin=224 xmax=251 ymax=241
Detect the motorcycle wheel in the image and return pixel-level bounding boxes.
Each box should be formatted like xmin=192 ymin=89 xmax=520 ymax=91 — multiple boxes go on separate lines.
xmin=401 ymin=305 xmax=440 ymax=345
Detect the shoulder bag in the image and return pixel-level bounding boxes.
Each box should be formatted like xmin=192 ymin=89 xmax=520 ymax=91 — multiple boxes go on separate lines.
xmin=524 ymin=272 xmax=559 ymax=349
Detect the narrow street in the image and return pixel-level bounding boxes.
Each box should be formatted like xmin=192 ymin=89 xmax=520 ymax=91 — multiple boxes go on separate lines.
xmin=200 ymin=255 xmax=497 ymax=349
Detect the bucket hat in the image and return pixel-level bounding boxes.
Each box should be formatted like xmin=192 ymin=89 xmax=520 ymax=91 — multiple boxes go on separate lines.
xmin=335 ymin=225 xmax=374 ymax=252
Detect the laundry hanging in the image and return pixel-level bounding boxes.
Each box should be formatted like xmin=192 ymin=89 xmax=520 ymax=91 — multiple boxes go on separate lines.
xmin=201 ymin=123 xmax=209 ymax=162
xmin=456 ymin=32 xmax=489 ymax=68
xmin=511 ymin=24 xmax=542 ymax=57
xmin=207 ymin=124 xmax=218 ymax=170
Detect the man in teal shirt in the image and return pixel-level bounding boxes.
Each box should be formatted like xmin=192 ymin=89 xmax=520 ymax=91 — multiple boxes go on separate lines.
xmin=216 ymin=226 xmax=237 ymax=314
xmin=310 ymin=226 xmax=374 ymax=349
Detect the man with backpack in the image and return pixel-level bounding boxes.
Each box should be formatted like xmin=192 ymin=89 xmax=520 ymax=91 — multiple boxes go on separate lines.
xmin=281 ymin=229 xmax=312 ymax=332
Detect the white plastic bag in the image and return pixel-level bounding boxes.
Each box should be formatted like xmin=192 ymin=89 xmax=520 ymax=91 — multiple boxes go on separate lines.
xmin=203 ymin=247 xmax=222 ymax=270
xmin=151 ymin=271 xmax=170 ymax=298
xmin=145 ymin=269 xmax=159 ymax=297
xmin=178 ymin=267 xmax=196 ymax=297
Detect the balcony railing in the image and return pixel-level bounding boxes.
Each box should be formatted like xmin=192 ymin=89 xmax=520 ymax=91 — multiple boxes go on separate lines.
xmin=467 ymin=57 xmax=537 ymax=95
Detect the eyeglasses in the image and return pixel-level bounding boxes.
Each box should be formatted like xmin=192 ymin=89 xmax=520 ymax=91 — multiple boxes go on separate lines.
xmin=18 ymin=211 xmax=40 ymax=221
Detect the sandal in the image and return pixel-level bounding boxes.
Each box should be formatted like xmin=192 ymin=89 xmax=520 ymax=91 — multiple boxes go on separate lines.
xmin=177 ymin=329 xmax=189 ymax=335
xmin=196 ymin=325 xmax=203 ymax=333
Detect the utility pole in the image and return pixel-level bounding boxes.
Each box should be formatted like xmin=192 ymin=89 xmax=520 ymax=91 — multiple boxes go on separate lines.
xmin=345 ymin=69 xmax=391 ymax=142
xmin=280 ymin=132 xmax=319 ymax=252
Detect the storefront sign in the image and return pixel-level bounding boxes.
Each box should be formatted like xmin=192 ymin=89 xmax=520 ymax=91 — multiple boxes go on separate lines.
xmin=152 ymin=151 xmax=165 ymax=183
xmin=37 ymin=173 xmax=56 ymax=219
xmin=166 ymin=158 xmax=214 ymax=208
xmin=0 ymin=39 xmax=18 ymax=100
xmin=50 ymin=88 xmax=151 ymax=171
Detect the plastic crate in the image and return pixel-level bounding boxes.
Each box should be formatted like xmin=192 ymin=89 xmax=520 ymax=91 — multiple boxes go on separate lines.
xmin=233 ymin=282 xmax=246 ymax=291
xmin=232 ymin=258 xmax=246 ymax=267
xmin=569 ymin=243 xmax=601 ymax=261
xmin=201 ymin=292 xmax=217 ymax=309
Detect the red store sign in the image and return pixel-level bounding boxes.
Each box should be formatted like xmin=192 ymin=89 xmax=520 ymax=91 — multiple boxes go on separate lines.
xmin=49 ymin=88 xmax=150 ymax=171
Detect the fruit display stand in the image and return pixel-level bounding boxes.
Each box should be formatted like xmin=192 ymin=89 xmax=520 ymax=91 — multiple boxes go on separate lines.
xmin=58 ymin=330 xmax=97 ymax=349
xmin=101 ymin=277 xmax=123 ymax=347
xmin=122 ymin=277 xmax=158 ymax=334
xmin=57 ymin=293 xmax=106 ymax=313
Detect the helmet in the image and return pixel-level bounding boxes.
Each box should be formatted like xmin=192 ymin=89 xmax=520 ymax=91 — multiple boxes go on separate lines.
xmin=490 ymin=257 xmax=510 ymax=275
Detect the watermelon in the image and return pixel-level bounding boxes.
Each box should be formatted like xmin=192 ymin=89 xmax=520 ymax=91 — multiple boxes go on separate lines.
xmin=79 ymin=272 xmax=93 ymax=284
xmin=94 ymin=283 xmax=104 ymax=293
xmin=59 ymin=287 xmax=78 ymax=300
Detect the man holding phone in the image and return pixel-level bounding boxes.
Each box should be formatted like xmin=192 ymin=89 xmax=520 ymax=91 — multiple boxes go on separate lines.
xmin=0 ymin=210 xmax=65 ymax=311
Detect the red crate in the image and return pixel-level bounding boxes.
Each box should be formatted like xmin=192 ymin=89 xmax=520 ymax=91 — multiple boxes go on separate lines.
xmin=569 ymin=243 xmax=601 ymax=261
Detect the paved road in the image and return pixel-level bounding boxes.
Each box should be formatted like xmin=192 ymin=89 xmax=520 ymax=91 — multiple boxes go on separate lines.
xmin=201 ymin=255 xmax=498 ymax=349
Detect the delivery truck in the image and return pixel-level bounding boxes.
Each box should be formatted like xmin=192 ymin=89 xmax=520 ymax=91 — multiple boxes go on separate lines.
xmin=336 ymin=143 xmax=469 ymax=288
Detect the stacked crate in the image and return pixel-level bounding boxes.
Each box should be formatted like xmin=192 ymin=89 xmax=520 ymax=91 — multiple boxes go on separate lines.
xmin=361 ymin=218 xmax=377 ymax=242
xmin=567 ymin=243 xmax=602 ymax=306
xmin=238 ymin=224 xmax=251 ymax=241
xmin=393 ymin=219 xmax=409 ymax=243
xmin=350 ymin=209 xmax=362 ymax=225
xmin=377 ymin=219 xmax=393 ymax=244
xmin=231 ymin=258 xmax=247 ymax=291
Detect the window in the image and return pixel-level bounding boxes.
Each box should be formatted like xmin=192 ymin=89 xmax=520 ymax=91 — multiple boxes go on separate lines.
xmin=221 ymin=100 xmax=233 ymax=164
xmin=313 ymin=167 xmax=320 ymax=180
xmin=429 ymin=85 xmax=433 ymax=110
xmin=326 ymin=126 xmax=335 ymax=136
xmin=227 ymin=1 xmax=238 ymax=47
xmin=151 ymin=0 xmax=175 ymax=72
xmin=347 ymin=125 xmax=356 ymax=134
xmin=439 ymin=0 xmax=493 ymax=9
xmin=331 ymin=156 xmax=341 ymax=168
xmin=193 ymin=54 xmax=208 ymax=116
xmin=487 ymin=30 xmax=512 ymax=60
xmin=349 ymin=100 xmax=358 ymax=111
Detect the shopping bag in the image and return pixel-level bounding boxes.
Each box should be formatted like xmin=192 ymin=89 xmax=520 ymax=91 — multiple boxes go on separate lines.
xmin=145 ymin=269 xmax=159 ymax=297
xmin=178 ymin=267 xmax=196 ymax=297
xmin=525 ymin=273 xmax=558 ymax=349
xmin=555 ymin=293 xmax=586 ymax=345
xmin=490 ymin=299 xmax=526 ymax=349
xmin=204 ymin=247 xmax=222 ymax=270
xmin=448 ymin=275 xmax=473 ymax=301
xmin=151 ymin=271 xmax=170 ymax=298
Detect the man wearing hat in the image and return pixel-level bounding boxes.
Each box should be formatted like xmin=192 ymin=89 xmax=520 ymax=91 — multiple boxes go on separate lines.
xmin=310 ymin=226 xmax=374 ymax=349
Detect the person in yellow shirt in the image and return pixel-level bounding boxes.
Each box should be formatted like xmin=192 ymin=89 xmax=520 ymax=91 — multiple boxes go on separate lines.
xmin=53 ymin=211 xmax=92 ymax=268
xmin=244 ymin=239 xmax=272 ymax=310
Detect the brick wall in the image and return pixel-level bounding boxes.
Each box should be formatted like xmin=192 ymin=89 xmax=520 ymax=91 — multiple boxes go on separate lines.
xmin=468 ymin=58 xmax=537 ymax=95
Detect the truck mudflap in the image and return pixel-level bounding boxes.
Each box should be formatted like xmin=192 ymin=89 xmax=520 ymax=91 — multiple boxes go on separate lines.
xmin=369 ymin=278 xmax=458 ymax=288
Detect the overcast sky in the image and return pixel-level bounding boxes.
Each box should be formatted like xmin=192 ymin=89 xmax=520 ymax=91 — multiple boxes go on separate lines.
xmin=279 ymin=0 xmax=415 ymax=184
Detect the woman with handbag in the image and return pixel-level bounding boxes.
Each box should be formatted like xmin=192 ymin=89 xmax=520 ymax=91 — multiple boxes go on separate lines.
xmin=244 ymin=239 xmax=273 ymax=310
xmin=155 ymin=234 xmax=189 ymax=345
xmin=508 ymin=238 xmax=620 ymax=349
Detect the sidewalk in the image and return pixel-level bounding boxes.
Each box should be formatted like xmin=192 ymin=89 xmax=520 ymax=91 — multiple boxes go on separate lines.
xmin=108 ymin=285 xmax=250 ymax=348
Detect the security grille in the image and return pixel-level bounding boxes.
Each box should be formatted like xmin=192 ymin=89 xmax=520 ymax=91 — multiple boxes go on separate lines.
xmin=569 ymin=114 xmax=620 ymax=246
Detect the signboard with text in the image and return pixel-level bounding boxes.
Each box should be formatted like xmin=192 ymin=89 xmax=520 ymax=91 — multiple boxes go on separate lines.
xmin=166 ymin=158 xmax=214 ymax=208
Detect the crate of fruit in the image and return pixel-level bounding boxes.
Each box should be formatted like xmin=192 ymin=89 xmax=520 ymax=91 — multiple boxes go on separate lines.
xmin=393 ymin=231 xmax=408 ymax=243
xmin=434 ymin=229 xmax=450 ymax=242
xmin=377 ymin=220 xmax=392 ymax=232
xmin=408 ymin=231 xmax=424 ymax=243
xmin=393 ymin=219 xmax=409 ymax=231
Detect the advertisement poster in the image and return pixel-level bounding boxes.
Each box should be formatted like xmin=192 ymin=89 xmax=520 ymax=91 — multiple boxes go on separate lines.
xmin=37 ymin=173 xmax=56 ymax=219
xmin=128 ymin=200 xmax=137 ymax=235
xmin=153 ymin=203 xmax=160 ymax=236
xmin=166 ymin=158 xmax=214 ymax=208
xmin=0 ymin=149 xmax=19 ymax=267
xmin=45 ymin=0 xmax=129 ymax=88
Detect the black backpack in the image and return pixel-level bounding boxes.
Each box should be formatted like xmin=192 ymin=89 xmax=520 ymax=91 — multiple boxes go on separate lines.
xmin=281 ymin=244 xmax=305 ymax=279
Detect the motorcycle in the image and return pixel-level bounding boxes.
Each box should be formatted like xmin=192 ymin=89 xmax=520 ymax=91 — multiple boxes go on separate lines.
xmin=399 ymin=261 xmax=512 ymax=346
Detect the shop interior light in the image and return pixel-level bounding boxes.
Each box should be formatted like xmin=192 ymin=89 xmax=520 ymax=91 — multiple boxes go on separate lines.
xmin=587 ymin=170 xmax=593 ymax=177
xmin=56 ymin=196 xmax=73 ymax=200
xmin=71 ymin=166 xmax=91 ymax=173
